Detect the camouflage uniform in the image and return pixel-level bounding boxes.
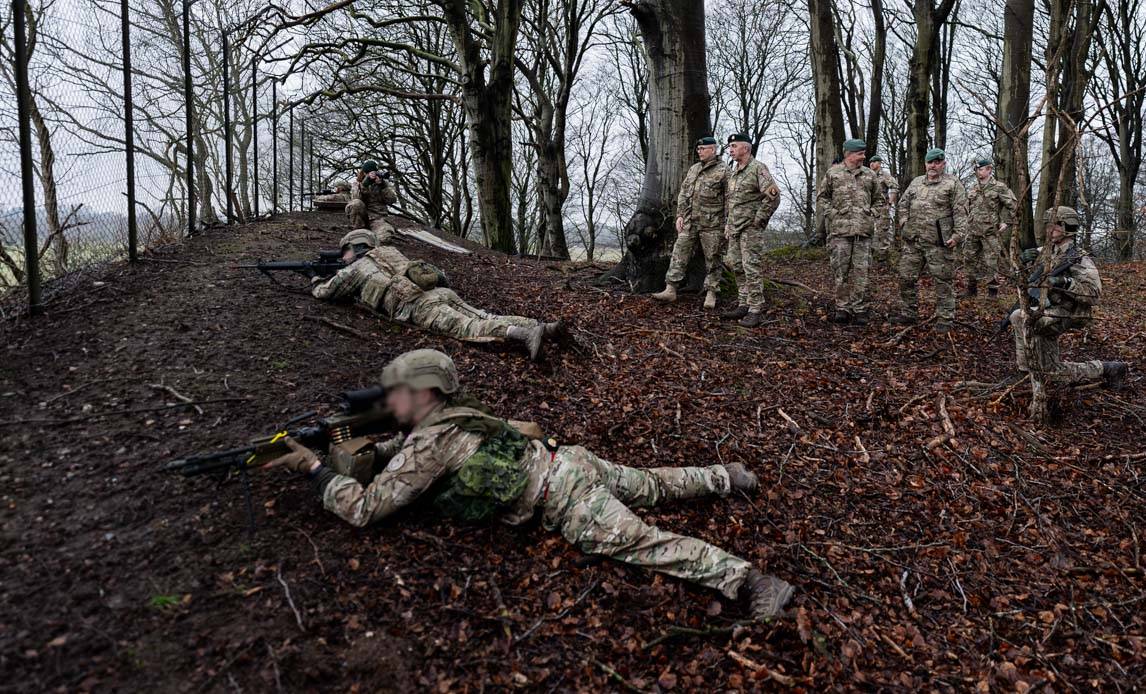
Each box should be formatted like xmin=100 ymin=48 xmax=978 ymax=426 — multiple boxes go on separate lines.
xmin=317 ymin=403 xmax=752 ymax=599
xmin=965 ymin=176 xmax=1017 ymax=290
xmin=817 ymin=162 xmax=880 ymax=316
xmin=666 ymin=158 xmax=728 ymax=291
xmin=895 ymin=173 xmax=968 ymax=322
xmin=311 ymin=247 xmax=538 ymax=340
xmin=1009 ymin=238 xmax=1104 ymax=382
xmin=346 ymin=177 xmax=398 ymax=229
xmin=724 ymin=158 xmax=781 ymax=312
xmin=871 ymin=168 xmax=899 ymax=258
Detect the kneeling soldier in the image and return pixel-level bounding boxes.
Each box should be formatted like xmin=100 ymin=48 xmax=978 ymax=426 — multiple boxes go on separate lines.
xmin=312 ymin=230 xmax=565 ymax=361
xmin=1010 ymin=207 xmax=1128 ymax=387
xmin=265 ymin=349 xmax=795 ymax=621
xmin=346 ymin=160 xmax=398 ymax=230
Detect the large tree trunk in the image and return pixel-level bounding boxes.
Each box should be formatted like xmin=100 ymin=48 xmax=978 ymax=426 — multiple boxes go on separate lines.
xmin=994 ymin=0 xmax=1036 ymax=250
xmin=809 ymin=0 xmax=845 ymax=179
xmin=905 ymin=0 xmax=956 ymax=180
xmin=864 ymin=0 xmax=886 ymax=158
xmin=603 ymin=0 xmax=710 ymax=292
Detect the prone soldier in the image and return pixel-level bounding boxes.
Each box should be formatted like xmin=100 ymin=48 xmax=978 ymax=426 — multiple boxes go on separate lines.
xmin=868 ymin=155 xmax=899 ymax=263
xmin=264 ymin=349 xmax=796 ymax=622
xmin=892 ymin=148 xmax=968 ymax=333
xmin=652 ymin=136 xmax=728 ymax=310
xmin=963 ymin=157 xmax=1017 ymax=297
xmin=722 ymin=133 xmax=782 ymax=327
xmin=312 ymin=230 xmax=565 ymax=361
xmin=314 ymin=180 xmax=352 ymax=211
xmin=817 ymin=138 xmax=880 ymax=324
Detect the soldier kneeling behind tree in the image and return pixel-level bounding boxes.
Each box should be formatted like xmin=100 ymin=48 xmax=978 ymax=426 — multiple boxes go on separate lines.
xmin=264 ymin=349 xmax=795 ymax=622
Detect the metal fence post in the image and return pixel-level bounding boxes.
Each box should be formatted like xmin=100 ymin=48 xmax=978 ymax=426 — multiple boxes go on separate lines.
xmin=309 ymin=126 xmax=315 ymax=196
xmin=288 ymin=107 xmax=294 ymax=213
xmin=271 ymin=80 xmax=278 ymax=215
xmin=299 ymin=122 xmax=305 ymax=211
xmin=120 ymin=0 xmax=137 ymax=261
xmin=13 ymin=0 xmax=40 ymax=313
xmin=182 ymin=0 xmax=195 ymax=237
xmin=251 ymin=57 xmax=259 ymax=218
xmin=222 ymin=30 xmax=232 ymax=225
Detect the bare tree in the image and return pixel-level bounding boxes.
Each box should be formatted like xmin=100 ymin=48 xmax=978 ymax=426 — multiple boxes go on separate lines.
xmin=903 ymin=0 xmax=958 ymax=179
xmin=567 ymin=95 xmax=622 ymax=261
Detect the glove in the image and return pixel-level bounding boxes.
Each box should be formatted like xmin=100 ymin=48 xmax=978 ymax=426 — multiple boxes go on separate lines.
xmin=1020 ymin=248 xmax=1039 ymax=264
xmin=263 ymin=437 xmax=321 ymax=474
xmin=1048 ymin=275 xmax=1072 ymax=290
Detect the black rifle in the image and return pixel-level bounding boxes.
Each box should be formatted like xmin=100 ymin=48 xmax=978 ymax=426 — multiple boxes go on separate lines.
xmin=994 ymin=246 xmax=1084 ymax=336
xmin=164 ymin=386 xmax=395 ymax=531
xmin=238 ymin=249 xmax=347 ymax=280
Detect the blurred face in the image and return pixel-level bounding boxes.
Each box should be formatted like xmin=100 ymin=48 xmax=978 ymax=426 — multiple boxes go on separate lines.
xmin=976 ymin=165 xmax=992 ymax=181
xmin=870 ymin=161 xmax=882 ymax=173
xmin=696 ymin=144 xmax=717 ymax=162
xmin=843 ymin=150 xmax=865 ymax=168
xmin=1047 ymin=222 xmax=1066 ymax=244
xmin=385 ymin=385 xmax=440 ymax=425
xmin=925 ymin=157 xmax=946 ymax=178
xmin=728 ymin=141 xmax=751 ymax=162
xmin=341 ymin=246 xmax=357 ymax=263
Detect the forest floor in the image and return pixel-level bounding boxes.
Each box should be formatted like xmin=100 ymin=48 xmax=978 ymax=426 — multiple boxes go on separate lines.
xmin=1 ymin=212 xmax=1144 ymax=692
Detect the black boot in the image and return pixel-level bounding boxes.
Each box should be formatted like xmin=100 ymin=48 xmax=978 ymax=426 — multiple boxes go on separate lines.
xmin=960 ymin=280 xmax=978 ymax=298
xmin=721 ymin=305 xmax=749 ymax=321
xmin=724 ymin=463 xmax=758 ymax=492
xmin=739 ymin=311 xmax=765 ymax=328
xmin=1102 ymin=361 xmax=1129 ymax=390
xmin=830 ymin=310 xmax=852 ymax=324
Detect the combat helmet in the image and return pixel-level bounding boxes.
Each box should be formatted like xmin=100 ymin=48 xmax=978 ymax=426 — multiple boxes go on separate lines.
xmin=1043 ymin=206 xmax=1081 ymax=232
xmin=381 ymin=349 xmax=460 ymax=394
xmin=339 ymin=229 xmax=379 ymax=250
xmin=332 ymin=179 xmax=351 ymax=192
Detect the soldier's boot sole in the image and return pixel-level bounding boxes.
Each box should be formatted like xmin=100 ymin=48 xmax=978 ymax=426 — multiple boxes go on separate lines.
xmin=1103 ymin=361 xmax=1129 ymax=390
xmin=744 ymin=569 xmax=795 ymax=622
xmin=721 ymin=305 xmax=750 ymax=321
xmin=724 ymin=463 xmax=758 ymax=493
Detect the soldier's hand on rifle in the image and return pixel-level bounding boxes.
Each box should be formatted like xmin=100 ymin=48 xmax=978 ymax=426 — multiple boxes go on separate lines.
xmin=1048 ymin=275 xmax=1072 ymax=290
xmin=263 ymin=437 xmax=321 ymax=475
xmin=1020 ymin=248 xmax=1040 ymax=264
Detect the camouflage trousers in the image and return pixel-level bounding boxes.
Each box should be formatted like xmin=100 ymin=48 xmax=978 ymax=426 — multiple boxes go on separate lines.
xmin=665 ymin=223 xmax=724 ymax=292
xmin=898 ymin=238 xmax=955 ymax=322
xmin=872 ymin=206 xmax=894 ymax=257
xmin=828 ymin=235 xmax=872 ymax=314
xmin=405 ymin=288 xmax=537 ymax=340
xmin=346 ymin=200 xmax=388 ymax=230
xmin=963 ymin=234 xmax=1001 ymax=288
xmin=1009 ymin=310 xmax=1103 ymax=382
xmin=541 ymin=446 xmax=751 ymax=599
xmin=725 ymin=223 xmax=769 ymax=312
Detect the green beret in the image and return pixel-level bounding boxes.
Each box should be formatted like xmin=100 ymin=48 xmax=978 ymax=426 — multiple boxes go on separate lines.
xmin=696 ymin=136 xmax=718 ymax=147
xmin=869 ymin=155 xmax=883 ymax=163
xmin=975 ymin=157 xmax=993 ymax=168
xmin=925 ymin=148 xmax=946 ymax=163
xmin=843 ymin=138 xmax=866 ymax=152
xmin=727 ymin=133 xmax=752 ymax=144
xmin=360 ymin=159 xmax=379 ymax=173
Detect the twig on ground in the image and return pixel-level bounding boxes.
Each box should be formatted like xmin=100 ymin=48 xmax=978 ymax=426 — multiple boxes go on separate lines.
xmin=854 ymin=435 xmax=870 ymax=464
xmin=276 ymin=565 xmax=306 ymax=632
xmin=777 ymin=408 xmax=801 ymax=434
xmin=925 ymin=395 xmax=957 ymax=450
xmin=42 ymin=377 xmax=132 ymax=405
xmin=727 ymin=650 xmax=799 ymax=686
xmin=148 ymin=383 xmax=204 ymax=415
xmin=591 ymin=659 xmax=647 ymax=693
xmin=643 ymin=623 xmax=738 ymax=651
xmin=287 ymin=523 xmax=326 ymax=577
xmin=900 ymin=570 xmax=920 ymax=619
xmin=303 ymin=315 xmax=372 ymax=340
xmin=879 ymin=630 xmax=911 ymax=659
xmin=882 ymin=315 xmax=936 ymax=347
xmin=0 ymin=397 xmax=250 ymax=427
xmin=515 ymin=579 xmax=599 ymax=645
xmin=658 ymin=342 xmax=687 ymax=360
xmin=989 ymin=373 xmax=1030 ymax=407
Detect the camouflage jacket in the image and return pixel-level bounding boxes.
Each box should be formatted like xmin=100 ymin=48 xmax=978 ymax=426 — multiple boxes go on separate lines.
xmin=967 ymin=176 xmax=1017 ymax=237
xmin=725 ymin=157 xmax=781 ymax=234
xmin=1034 ymin=239 xmax=1102 ymax=321
xmin=817 ymin=162 xmax=880 ymax=238
xmin=873 ymin=168 xmax=899 ymax=208
xmin=316 ymin=404 xmax=550 ymax=527
xmin=677 ymin=158 xmax=728 ymax=230
xmin=897 ymin=173 xmax=968 ymax=245
xmin=310 ymin=246 xmax=422 ymax=320
xmin=353 ymin=177 xmax=398 ymax=217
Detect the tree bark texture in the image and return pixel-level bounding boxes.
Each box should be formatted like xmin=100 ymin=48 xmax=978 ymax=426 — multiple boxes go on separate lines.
xmin=994 ymin=0 xmax=1037 ymax=250
xmin=905 ymin=0 xmax=956 ymax=180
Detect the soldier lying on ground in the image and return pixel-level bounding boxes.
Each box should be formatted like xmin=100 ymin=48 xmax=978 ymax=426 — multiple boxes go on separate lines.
xmin=1010 ymin=206 xmax=1129 ymax=387
xmin=311 ymin=230 xmax=566 ymax=361
xmin=314 ymin=180 xmax=351 ymax=211
xmin=263 ymin=349 xmax=796 ymax=622
xmin=347 ymin=160 xmax=398 ymax=230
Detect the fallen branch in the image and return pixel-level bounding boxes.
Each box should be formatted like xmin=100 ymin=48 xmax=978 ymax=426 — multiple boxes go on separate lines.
xmin=900 ymin=570 xmax=920 ymax=620
xmin=777 ymin=408 xmax=802 ymax=434
xmin=148 ymin=383 xmax=204 ymax=415
xmin=767 ymin=277 xmax=821 ymax=295
xmin=643 ymin=624 xmax=738 ymax=651
xmin=924 ymin=395 xmax=957 ymax=450
xmin=591 ymin=659 xmax=647 ymax=693
xmin=882 ymin=315 xmax=936 ymax=347
xmin=989 ymin=373 xmax=1030 ymax=407
xmin=727 ymin=650 xmax=799 ymax=686
xmin=854 ymin=435 xmax=870 ymax=464
xmin=276 ymin=565 xmax=306 ymax=632
xmin=303 ymin=315 xmax=372 ymax=340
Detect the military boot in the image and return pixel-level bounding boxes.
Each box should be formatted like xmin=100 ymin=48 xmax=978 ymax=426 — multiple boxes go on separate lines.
xmin=829 ymin=310 xmax=851 ymax=324
xmin=1102 ymin=361 xmax=1129 ymax=390
xmin=741 ymin=569 xmax=794 ymax=622
xmin=933 ymin=322 xmax=953 ymax=334
xmin=722 ymin=305 xmax=749 ymax=321
xmin=724 ymin=463 xmax=758 ymax=492
xmin=651 ymin=283 xmax=678 ymax=303
xmin=507 ymin=325 xmax=544 ymax=361
xmin=739 ymin=311 xmax=765 ymax=328
xmin=703 ymin=290 xmax=717 ymax=310
xmin=543 ymin=319 xmax=569 ymax=340
xmin=889 ymin=313 xmax=917 ymax=326
xmin=960 ymin=280 xmax=978 ymax=298
xmin=851 ymin=312 xmax=870 ymax=326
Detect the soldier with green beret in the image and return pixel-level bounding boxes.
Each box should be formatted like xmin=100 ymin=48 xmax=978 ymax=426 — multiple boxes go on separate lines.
xmin=892 ymin=147 xmax=968 ymax=332
xmin=867 ymin=155 xmax=900 ymax=263
xmin=264 ymin=349 xmax=795 ymax=622
xmin=347 ymin=159 xmax=398 ymax=234
xmin=817 ymin=138 xmax=880 ymax=323
xmin=722 ymin=133 xmax=782 ymax=327
xmin=653 ymin=136 xmax=728 ymax=309
xmin=1009 ymin=207 xmax=1128 ymax=386
xmin=963 ymin=157 xmax=1017 ymax=297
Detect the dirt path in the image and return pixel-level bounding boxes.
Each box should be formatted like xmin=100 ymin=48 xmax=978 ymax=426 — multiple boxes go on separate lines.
xmin=1 ymin=213 xmax=1142 ymax=691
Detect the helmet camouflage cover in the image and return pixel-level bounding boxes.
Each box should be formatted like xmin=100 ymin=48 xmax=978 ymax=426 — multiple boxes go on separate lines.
xmin=381 ymin=349 xmax=460 ymax=394
xmin=332 ymin=179 xmax=351 ymax=192
xmin=1043 ymin=206 xmax=1081 ymax=231
xmin=339 ymin=229 xmax=379 ymax=250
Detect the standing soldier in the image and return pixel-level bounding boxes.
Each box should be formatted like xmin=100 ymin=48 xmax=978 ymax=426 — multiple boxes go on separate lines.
xmin=892 ymin=148 xmax=968 ymax=333
xmin=265 ymin=349 xmax=795 ymax=622
xmin=963 ymin=157 xmax=1017 ymax=297
xmin=346 ymin=160 xmax=398 ymax=230
xmin=817 ymin=139 xmax=880 ymax=324
xmin=722 ymin=133 xmax=782 ymax=327
xmin=653 ymin=137 xmax=728 ymax=310
xmin=868 ymin=155 xmax=899 ymax=263
xmin=1009 ymin=207 xmax=1128 ymax=386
